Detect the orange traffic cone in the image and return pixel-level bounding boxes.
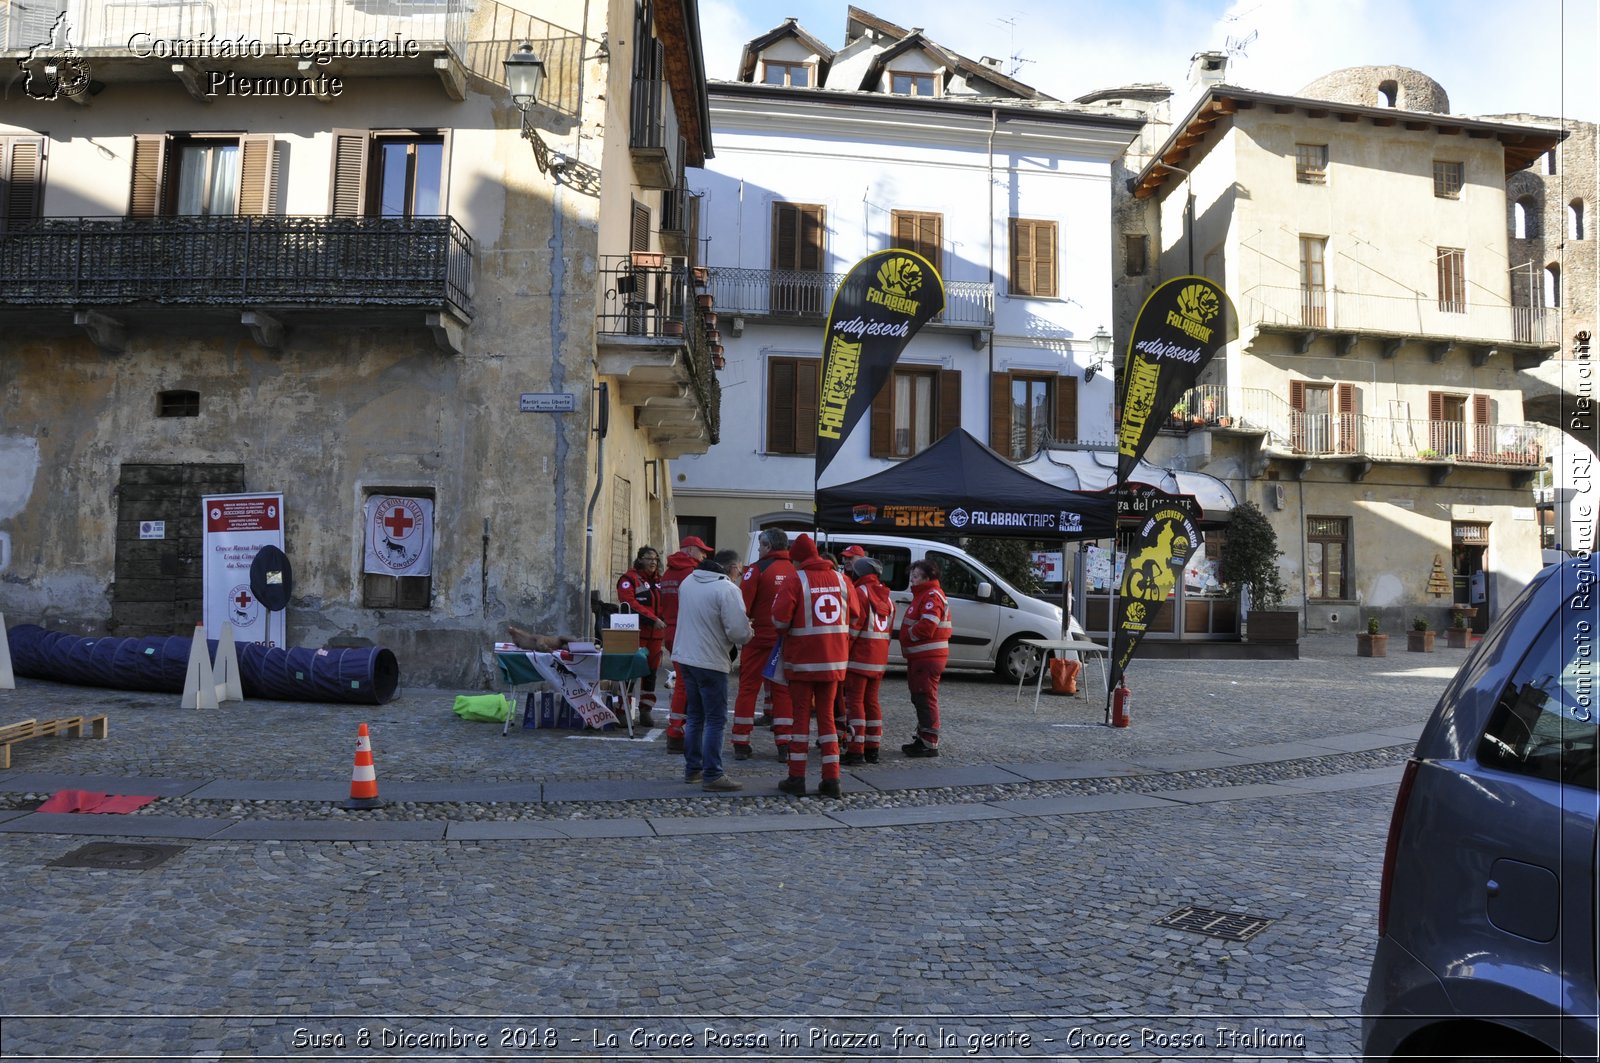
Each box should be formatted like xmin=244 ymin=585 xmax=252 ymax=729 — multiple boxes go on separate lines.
xmin=342 ymin=722 xmax=385 ymax=809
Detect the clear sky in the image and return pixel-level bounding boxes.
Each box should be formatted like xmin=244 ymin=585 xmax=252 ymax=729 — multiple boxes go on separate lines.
xmin=699 ymin=0 xmax=1598 ymax=122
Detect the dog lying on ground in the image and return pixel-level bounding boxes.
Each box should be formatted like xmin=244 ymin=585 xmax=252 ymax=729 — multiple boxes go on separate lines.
xmin=506 ymin=626 xmax=581 ymax=653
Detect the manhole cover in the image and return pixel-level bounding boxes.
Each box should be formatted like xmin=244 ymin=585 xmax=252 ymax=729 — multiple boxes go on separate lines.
xmin=49 ymin=843 xmax=187 ymax=870
xmin=1155 ymin=904 xmax=1273 ymax=942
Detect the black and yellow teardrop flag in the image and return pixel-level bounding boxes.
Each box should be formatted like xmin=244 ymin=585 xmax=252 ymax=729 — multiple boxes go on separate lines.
xmin=1116 ymin=276 xmax=1237 ymax=484
xmin=814 ymin=250 xmax=946 ymax=488
xmin=1108 ymin=495 xmax=1202 ymax=697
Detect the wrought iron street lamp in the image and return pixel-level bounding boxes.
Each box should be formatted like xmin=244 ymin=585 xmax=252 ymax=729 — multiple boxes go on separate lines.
xmin=504 ymin=43 xmax=564 ymax=175
xmin=1084 ymin=324 xmax=1113 ymax=382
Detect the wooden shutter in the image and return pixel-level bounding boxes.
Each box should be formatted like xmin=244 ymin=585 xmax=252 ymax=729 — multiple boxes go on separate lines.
xmin=2 ymin=137 xmax=45 ymax=224
xmin=937 ymin=370 xmax=961 ymax=439
xmin=630 ymin=200 xmax=650 ymax=251
xmin=1290 ymin=380 xmax=1306 ymax=410
xmin=891 ymin=210 xmax=942 ymax=271
xmin=329 ymin=129 xmax=368 ymax=216
xmin=237 ymin=134 xmax=276 ymax=216
xmin=1010 ymin=219 xmax=1057 ymax=297
xmin=773 ymin=203 xmax=825 ymax=270
xmin=1055 ymin=375 xmax=1078 ymax=445
xmin=1427 ymin=391 xmax=1444 ymax=421
xmin=870 ymin=378 xmax=893 ymax=458
xmin=989 ymin=372 xmax=1012 ymax=452
xmin=768 ymin=359 xmax=795 ymax=453
xmin=795 ymin=359 xmax=818 ymax=455
xmin=129 ymin=134 xmax=167 ymax=218
xmin=1472 ymin=393 xmax=1493 ymax=457
xmin=1289 ymin=379 xmax=1307 ymax=451
xmin=1336 ymin=383 xmax=1357 ymax=453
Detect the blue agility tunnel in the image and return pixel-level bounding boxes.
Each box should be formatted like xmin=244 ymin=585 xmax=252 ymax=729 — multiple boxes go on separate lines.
xmin=6 ymin=625 xmax=400 ymax=704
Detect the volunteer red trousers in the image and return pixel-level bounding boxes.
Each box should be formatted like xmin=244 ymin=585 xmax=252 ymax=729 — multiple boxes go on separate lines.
xmin=732 ymin=639 xmax=791 ymax=750
xmin=785 ymin=679 xmax=841 ymax=781
xmin=906 ymin=657 xmax=944 ymax=747
xmin=843 ymin=671 xmax=883 ymax=754
xmin=666 ymin=663 xmax=687 ymax=738
xmin=639 ymin=639 xmax=664 ymax=714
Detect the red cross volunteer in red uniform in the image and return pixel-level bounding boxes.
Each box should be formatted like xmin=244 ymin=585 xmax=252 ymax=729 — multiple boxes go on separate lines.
xmin=616 ymin=546 xmax=665 ymax=728
xmin=841 ymin=555 xmax=894 ymax=764
xmin=733 ymin=528 xmax=796 ymax=761
xmin=899 ymin=557 xmax=951 ymax=757
xmin=770 ymin=533 xmax=853 ymax=798
xmin=658 ymin=535 xmax=710 ymax=753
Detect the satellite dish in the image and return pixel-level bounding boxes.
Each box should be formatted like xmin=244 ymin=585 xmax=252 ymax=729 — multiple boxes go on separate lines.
xmin=249 ymin=545 xmax=293 ymax=612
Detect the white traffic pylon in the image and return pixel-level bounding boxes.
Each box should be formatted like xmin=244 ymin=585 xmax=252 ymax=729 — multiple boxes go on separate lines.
xmin=212 ymin=621 xmax=243 ymax=704
xmin=0 ymin=611 xmax=13 ymax=689
xmin=181 ymin=623 xmax=218 ymax=709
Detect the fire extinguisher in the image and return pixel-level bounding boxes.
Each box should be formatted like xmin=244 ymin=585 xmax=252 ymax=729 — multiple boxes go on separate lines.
xmin=1111 ymin=680 xmax=1132 ymax=728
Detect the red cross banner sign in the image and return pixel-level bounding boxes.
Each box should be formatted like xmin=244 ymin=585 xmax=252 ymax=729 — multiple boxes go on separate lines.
xmin=364 ymin=495 xmax=434 ymax=578
xmin=201 ymin=493 xmax=286 ymax=647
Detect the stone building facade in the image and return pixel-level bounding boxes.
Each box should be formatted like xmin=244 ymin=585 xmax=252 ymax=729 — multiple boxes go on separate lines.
xmin=0 ymin=0 xmax=715 ymax=687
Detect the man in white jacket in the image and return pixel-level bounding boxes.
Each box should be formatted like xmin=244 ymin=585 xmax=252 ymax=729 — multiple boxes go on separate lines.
xmin=672 ymin=549 xmax=754 ymax=791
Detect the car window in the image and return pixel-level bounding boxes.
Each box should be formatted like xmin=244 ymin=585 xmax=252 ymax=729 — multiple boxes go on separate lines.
xmin=1477 ymin=604 xmax=1599 ymax=791
xmin=832 ymin=544 xmax=911 ymax=591
xmin=928 ymin=550 xmax=985 ymax=601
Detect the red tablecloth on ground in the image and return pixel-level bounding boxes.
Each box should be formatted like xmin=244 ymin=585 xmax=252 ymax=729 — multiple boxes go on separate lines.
xmin=36 ymin=790 xmax=157 ymax=814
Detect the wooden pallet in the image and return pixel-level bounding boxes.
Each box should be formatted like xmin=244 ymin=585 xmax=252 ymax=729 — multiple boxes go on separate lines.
xmin=0 ymin=714 xmax=109 ymax=770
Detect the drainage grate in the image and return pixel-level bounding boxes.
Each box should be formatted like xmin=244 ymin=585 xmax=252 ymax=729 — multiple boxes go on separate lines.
xmin=1155 ymin=904 xmax=1273 ymax=942
xmin=49 ymin=842 xmax=188 ymax=870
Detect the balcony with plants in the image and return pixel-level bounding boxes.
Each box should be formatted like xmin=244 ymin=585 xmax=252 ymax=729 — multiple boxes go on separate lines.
xmin=594 ymin=254 xmax=721 ymax=458
xmin=1173 ymin=384 xmax=1555 ymax=485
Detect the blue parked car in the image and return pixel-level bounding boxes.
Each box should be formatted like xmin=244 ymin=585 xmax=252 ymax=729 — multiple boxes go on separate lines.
xmin=1364 ymin=556 xmax=1600 ymax=1061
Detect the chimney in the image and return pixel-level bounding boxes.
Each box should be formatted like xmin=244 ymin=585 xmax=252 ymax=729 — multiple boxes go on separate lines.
xmin=979 ymin=55 xmax=1004 ymax=70
xmin=1187 ymin=50 xmax=1228 ymax=89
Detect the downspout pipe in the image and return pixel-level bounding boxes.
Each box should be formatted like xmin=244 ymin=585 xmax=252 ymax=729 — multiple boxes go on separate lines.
xmin=582 ymin=382 xmax=609 ymax=628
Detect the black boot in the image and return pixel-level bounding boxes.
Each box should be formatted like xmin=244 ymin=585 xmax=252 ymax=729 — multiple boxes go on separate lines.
xmin=864 ymin=748 xmax=880 ymax=764
xmin=818 ymin=778 xmax=842 ymax=799
xmin=840 ymin=751 xmax=864 ymax=766
xmin=777 ymin=776 xmax=807 ymax=797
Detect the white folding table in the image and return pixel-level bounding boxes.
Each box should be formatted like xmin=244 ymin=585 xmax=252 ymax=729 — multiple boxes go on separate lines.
xmin=1014 ymin=638 xmax=1109 ymax=714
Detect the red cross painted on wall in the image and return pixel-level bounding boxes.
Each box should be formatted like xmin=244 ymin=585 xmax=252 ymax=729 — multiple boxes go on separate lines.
xmin=234 ymin=590 xmax=253 ymax=610
xmin=383 ymin=507 xmax=414 ymax=538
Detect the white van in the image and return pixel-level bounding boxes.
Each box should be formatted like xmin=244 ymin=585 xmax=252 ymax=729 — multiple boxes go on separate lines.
xmin=747 ymin=531 xmax=1079 ymax=683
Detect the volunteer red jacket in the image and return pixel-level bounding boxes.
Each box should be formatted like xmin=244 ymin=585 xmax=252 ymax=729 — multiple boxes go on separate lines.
xmin=899 ymin=579 xmax=951 ymax=663
xmin=847 ymin=574 xmax=895 ymax=673
xmin=740 ymin=548 xmax=794 ymax=645
xmin=658 ymin=549 xmax=699 ymax=647
xmin=616 ymin=567 xmax=664 ymax=645
xmin=771 ymin=537 xmax=852 ymax=682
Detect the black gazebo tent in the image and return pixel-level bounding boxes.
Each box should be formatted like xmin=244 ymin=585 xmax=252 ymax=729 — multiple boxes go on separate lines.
xmin=814 ymin=430 xmax=1116 ymax=541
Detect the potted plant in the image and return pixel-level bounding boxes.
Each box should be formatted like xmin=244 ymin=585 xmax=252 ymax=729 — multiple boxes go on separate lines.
xmin=1446 ymin=613 xmax=1471 ymax=648
xmin=1221 ymin=500 xmax=1298 ymax=644
xmin=1407 ymin=615 xmax=1435 ymax=652
xmin=1358 ymin=616 xmax=1388 ymax=657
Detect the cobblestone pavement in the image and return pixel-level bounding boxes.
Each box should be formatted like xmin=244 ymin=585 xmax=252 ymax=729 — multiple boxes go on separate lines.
xmin=0 ymin=634 xmax=1465 ymax=1061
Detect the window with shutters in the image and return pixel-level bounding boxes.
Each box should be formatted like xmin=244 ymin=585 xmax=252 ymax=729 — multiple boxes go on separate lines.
xmin=361 ymin=487 xmax=434 ymax=610
xmin=1306 ymin=516 xmax=1349 ymax=600
xmin=326 ymin=129 xmax=448 ymax=217
xmin=130 ymin=133 xmax=275 ymax=217
xmin=1295 ymin=143 xmax=1329 ymax=184
xmin=871 ymin=368 xmax=961 ymax=459
xmin=0 ymin=135 xmax=46 ymax=229
xmin=771 ymin=202 xmax=825 ymax=314
xmin=990 ymin=371 xmax=1076 ymax=458
xmin=766 ymin=356 xmax=819 ymax=455
xmin=889 ymin=210 xmax=941 ymax=273
xmin=1289 ymin=381 xmax=1357 ymax=454
xmin=1437 ymin=247 xmax=1466 ymax=313
xmin=1009 ymin=218 xmax=1057 ymax=297
xmin=1427 ymin=391 xmax=1467 ymax=456
xmin=1124 ymin=234 xmax=1148 ymax=276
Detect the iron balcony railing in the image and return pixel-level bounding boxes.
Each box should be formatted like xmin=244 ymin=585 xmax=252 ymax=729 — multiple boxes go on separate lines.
xmin=0 ymin=0 xmax=468 ymax=55
xmin=705 ymin=266 xmax=995 ymax=329
xmin=1176 ymin=384 xmax=1554 ymax=467
xmin=596 ymin=254 xmax=720 ymax=443
xmin=0 ymin=216 xmax=473 ymax=319
xmin=1243 ymin=284 xmax=1558 ymax=345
